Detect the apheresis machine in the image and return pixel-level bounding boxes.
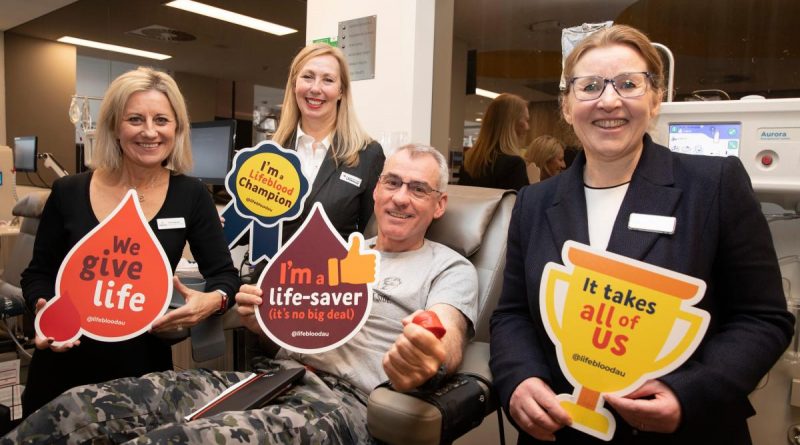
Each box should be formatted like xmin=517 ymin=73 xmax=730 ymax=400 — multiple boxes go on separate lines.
xmin=652 ymin=97 xmax=800 ymax=445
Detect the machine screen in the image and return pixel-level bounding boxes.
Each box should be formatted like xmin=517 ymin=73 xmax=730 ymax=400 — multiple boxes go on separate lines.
xmin=667 ymin=122 xmax=741 ymax=157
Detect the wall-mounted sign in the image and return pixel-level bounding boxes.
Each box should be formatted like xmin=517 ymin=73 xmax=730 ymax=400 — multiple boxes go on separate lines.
xmin=313 ymin=37 xmax=338 ymax=47
xmin=338 ymin=15 xmax=377 ymax=81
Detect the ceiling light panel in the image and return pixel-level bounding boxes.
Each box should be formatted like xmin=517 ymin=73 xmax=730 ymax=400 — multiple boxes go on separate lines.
xmin=475 ymin=88 xmax=500 ymax=99
xmin=57 ymin=36 xmax=171 ymax=60
xmin=165 ymin=0 xmax=297 ymax=36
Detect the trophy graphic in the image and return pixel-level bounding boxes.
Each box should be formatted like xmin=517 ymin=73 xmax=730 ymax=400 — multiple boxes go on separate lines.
xmin=540 ymin=241 xmax=709 ymax=441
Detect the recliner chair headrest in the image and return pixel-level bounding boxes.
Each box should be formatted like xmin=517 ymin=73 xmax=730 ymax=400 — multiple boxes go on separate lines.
xmin=13 ymin=191 xmax=50 ymax=218
xmin=364 ymin=185 xmax=512 ymax=258
xmin=425 ymin=186 xmax=511 ymax=257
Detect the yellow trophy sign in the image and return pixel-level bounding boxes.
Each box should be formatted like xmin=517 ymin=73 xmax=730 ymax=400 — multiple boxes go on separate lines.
xmin=541 ymin=241 xmax=709 ymax=441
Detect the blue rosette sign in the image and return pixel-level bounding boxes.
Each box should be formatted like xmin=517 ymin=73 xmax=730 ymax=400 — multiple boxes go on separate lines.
xmin=221 ymin=141 xmax=310 ymax=263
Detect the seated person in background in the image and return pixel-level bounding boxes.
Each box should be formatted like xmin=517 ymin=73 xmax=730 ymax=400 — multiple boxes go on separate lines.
xmin=20 ymin=67 xmax=240 ymax=416
xmin=4 ymin=143 xmax=478 ymax=445
xmin=458 ymin=93 xmax=530 ymax=191
xmin=524 ymin=134 xmax=566 ymax=182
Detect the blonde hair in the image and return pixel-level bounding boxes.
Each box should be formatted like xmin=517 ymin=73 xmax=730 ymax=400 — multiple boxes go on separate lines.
xmin=273 ymin=43 xmax=373 ymax=168
xmin=560 ymin=24 xmax=665 ymax=111
xmin=91 ymin=67 xmax=192 ymax=174
xmin=463 ymin=93 xmax=528 ymax=178
xmin=525 ymin=135 xmax=564 ymax=169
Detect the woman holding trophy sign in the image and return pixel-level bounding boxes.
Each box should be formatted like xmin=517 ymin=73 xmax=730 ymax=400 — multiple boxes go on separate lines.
xmin=489 ymin=25 xmax=794 ymax=444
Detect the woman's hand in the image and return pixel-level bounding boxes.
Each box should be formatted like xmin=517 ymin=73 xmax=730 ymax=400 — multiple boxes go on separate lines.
xmin=509 ymin=377 xmax=572 ymax=441
xmin=604 ymin=379 xmax=681 ymax=433
xmin=33 ymin=298 xmax=81 ymax=352
xmin=235 ymin=284 xmax=263 ymax=335
xmin=150 ymin=276 xmax=220 ymax=333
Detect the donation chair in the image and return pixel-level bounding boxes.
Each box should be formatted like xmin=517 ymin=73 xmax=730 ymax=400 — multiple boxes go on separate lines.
xmin=0 ymin=191 xmax=50 ymax=330
xmin=0 ymin=191 xmax=49 ymax=433
xmin=366 ymin=184 xmax=516 ymax=445
xmin=0 ymin=147 xmax=16 ymax=222
xmin=222 ymin=185 xmax=516 ymax=444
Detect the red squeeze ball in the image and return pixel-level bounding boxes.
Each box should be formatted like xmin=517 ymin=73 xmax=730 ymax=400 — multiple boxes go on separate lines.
xmin=413 ymin=311 xmax=446 ymax=339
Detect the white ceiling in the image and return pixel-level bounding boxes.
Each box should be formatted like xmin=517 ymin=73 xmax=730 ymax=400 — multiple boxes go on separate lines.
xmin=4 ymin=0 xmax=800 ymax=125
xmin=0 ymin=0 xmax=77 ymax=31
xmin=3 ymin=0 xmax=307 ymax=88
xmin=454 ymin=0 xmax=636 ymax=52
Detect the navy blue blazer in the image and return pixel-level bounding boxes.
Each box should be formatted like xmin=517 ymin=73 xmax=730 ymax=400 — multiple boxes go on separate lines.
xmin=490 ymin=134 xmax=794 ymax=444
xmin=281 ymin=134 xmax=385 ymax=242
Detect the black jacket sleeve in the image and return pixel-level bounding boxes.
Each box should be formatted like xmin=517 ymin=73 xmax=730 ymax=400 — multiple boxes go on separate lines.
xmin=356 ymin=141 xmax=385 ymax=233
xmin=183 ymin=179 xmax=241 ymax=309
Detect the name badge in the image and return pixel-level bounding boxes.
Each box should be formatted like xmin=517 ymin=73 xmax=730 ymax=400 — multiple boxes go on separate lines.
xmin=339 ymin=172 xmax=362 ymax=187
xmin=157 ymin=217 xmax=186 ymax=230
xmin=628 ymin=213 xmax=676 ymax=235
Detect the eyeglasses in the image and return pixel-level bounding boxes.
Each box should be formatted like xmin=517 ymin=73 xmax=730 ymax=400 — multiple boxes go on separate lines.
xmin=378 ymin=174 xmax=442 ymax=199
xmin=569 ymin=72 xmax=652 ymax=101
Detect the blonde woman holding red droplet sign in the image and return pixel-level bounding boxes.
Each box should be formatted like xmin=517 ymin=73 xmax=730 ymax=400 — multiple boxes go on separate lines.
xmin=20 ymin=67 xmax=240 ymax=416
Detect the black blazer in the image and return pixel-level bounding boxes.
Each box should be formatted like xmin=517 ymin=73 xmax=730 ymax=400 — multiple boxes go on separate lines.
xmin=458 ymin=152 xmax=528 ymax=191
xmin=490 ymin=135 xmax=794 ymax=444
xmin=281 ymin=133 xmax=385 ymax=242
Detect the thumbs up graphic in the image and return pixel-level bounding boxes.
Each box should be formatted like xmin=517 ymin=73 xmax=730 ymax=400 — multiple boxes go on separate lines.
xmin=328 ymin=234 xmax=377 ymax=286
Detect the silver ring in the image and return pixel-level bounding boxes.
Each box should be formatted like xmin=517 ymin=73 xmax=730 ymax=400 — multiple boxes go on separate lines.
xmin=176 ymin=325 xmax=183 ymax=331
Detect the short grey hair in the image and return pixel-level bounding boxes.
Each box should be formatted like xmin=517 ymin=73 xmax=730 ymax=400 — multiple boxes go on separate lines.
xmin=393 ymin=143 xmax=449 ymax=192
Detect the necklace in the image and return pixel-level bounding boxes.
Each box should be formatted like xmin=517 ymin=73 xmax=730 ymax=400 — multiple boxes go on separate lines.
xmin=126 ymin=184 xmax=147 ymax=202
xmin=125 ymin=174 xmax=165 ymax=203
xmin=583 ymin=180 xmax=631 ymax=190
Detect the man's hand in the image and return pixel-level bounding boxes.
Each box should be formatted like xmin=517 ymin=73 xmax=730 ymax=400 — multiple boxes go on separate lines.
xmin=509 ymin=377 xmax=572 ymax=441
xmin=604 ymin=379 xmax=681 ymax=433
xmin=382 ymin=310 xmax=447 ymax=392
xmin=235 ymin=284 xmax=264 ymax=335
xmin=412 ymin=311 xmax=446 ymax=339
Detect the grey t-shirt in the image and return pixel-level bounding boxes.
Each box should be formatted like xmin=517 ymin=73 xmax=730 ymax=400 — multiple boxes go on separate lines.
xmin=278 ymin=238 xmax=479 ymax=394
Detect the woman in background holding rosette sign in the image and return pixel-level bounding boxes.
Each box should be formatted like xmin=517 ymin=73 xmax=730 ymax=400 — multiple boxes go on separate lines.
xmin=21 ymin=67 xmax=239 ymax=415
xmin=489 ymin=25 xmax=794 ymax=444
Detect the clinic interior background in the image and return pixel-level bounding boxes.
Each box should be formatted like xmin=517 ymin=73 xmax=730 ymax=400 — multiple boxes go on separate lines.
xmin=0 ymin=0 xmax=798 ymax=186
xmin=1 ymin=2 xmax=800 ymax=444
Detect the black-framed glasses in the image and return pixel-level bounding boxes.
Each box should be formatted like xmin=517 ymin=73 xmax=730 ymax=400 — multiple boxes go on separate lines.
xmin=378 ymin=174 xmax=442 ymax=199
xmin=569 ymin=72 xmax=652 ymax=101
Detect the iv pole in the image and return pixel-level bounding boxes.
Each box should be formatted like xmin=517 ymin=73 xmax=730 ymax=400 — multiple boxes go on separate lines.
xmin=70 ymin=94 xmax=102 ymax=172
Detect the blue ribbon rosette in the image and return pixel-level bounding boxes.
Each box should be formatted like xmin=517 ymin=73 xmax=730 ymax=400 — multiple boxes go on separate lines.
xmin=220 ymin=141 xmax=310 ymax=263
